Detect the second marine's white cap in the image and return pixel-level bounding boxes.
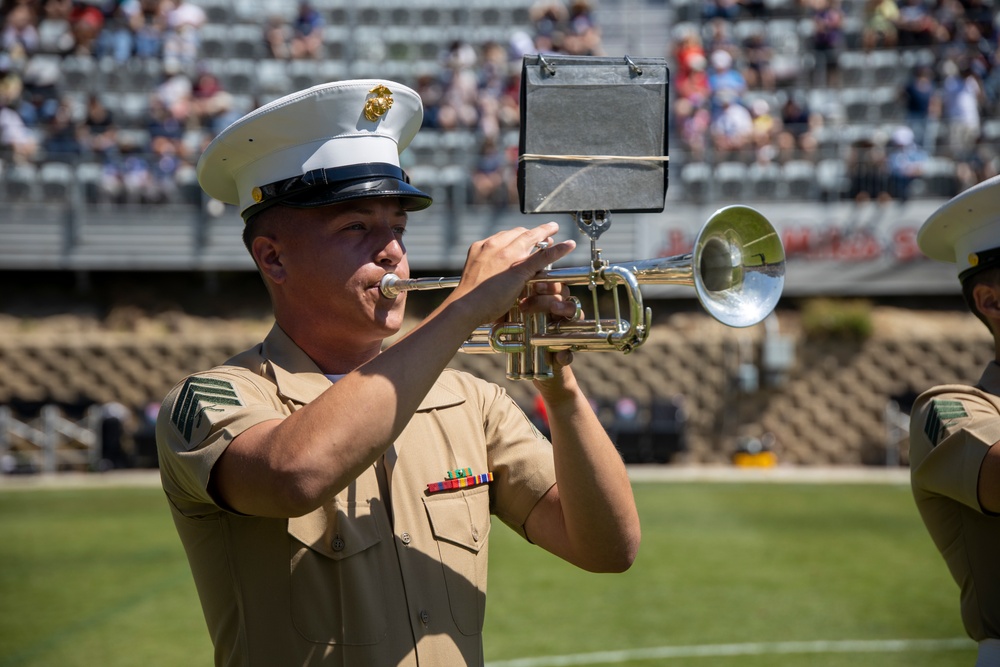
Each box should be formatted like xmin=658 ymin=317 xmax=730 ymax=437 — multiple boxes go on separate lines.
xmin=918 ymin=173 xmax=1000 ymax=282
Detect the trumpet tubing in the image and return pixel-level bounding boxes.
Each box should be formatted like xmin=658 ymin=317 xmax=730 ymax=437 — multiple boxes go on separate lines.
xmin=380 ymin=205 xmax=785 ymax=380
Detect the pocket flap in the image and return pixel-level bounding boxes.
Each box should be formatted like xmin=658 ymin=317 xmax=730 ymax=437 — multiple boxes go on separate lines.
xmin=423 ymin=487 xmax=491 ymax=553
xmin=287 ymin=500 xmax=382 ymax=561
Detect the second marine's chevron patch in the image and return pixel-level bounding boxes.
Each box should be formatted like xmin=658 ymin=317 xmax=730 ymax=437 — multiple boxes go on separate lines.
xmin=923 ymin=399 xmax=969 ymax=446
xmin=171 ymin=377 xmax=243 ymax=443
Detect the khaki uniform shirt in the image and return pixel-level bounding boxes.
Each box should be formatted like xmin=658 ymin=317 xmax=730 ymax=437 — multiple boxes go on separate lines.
xmin=910 ymin=361 xmax=1000 ymax=642
xmin=156 ymin=325 xmax=557 ymax=666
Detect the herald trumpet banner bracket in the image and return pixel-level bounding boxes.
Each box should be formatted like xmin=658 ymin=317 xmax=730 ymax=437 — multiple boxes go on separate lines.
xmin=380 ymin=55 xmax=786 ymax=380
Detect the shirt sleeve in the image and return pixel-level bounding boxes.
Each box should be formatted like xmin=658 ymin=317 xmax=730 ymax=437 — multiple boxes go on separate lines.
xmin=910 ymin=388 xmax=1000 ymax=512
xmin=156 ymin=368 xmax=287 ymax=512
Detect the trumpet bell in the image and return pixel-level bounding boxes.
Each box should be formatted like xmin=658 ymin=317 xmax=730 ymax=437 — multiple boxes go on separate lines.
xmin=694 ymin=205 xmax=785 ymax=328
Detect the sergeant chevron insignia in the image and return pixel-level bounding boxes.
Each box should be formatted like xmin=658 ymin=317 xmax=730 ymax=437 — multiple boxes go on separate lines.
xmin=171 ymin=377 xmax=243 ymax=446
xmin=923 ymin=399 xmax=969 ymax=446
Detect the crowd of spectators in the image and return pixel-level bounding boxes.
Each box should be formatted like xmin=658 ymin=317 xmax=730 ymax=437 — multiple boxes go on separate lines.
xmin=676 ymin=0 xmax=1000 ymax=202
xmin=1 ymin=0 xmax=999 ymax=208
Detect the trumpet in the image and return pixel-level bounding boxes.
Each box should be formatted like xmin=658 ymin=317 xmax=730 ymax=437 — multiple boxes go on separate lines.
xmin=381 ymin=205 xmax=785 ymax=380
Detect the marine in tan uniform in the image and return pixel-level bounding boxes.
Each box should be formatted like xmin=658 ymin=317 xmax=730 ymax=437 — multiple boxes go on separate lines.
xmin=911 ymin=173 xmax=1000 ymax=666
xmin=156 ymin=80 xmax=641 ymax=667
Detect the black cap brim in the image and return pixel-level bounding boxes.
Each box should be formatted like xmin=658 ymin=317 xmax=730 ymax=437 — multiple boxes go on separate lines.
xmin=241 ymin=163 xmax=432 ymax=222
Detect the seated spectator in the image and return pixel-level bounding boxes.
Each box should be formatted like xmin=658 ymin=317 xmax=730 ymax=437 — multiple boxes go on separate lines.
xmin=0 ymin=104 xmax=38 ymax=163
xmin=895 ymin=0 xmax=941 ymax=47
xmin=673 ymin=53 xmax=709 ymax=149
xmin=69 ymin=1 xmax=104 ymax=55
xmin=18 ymin=55 xmax=61 ymax=127
xmin=740 ymin=0 xmax=768 ymax=18
xmin=887 ymin=126 xmax=928 ymax=202
xmin=809 ymin=0 xmax=845 ymax=87
xmin=133 ymin=0 xmax=168 ymax=59
xmin=190 ymin=69 xmax=239 ymax=134
xmin=148 ymin=134 xmax=181 ymax=203
xmin=288 ymin=1 xmax=323 ymax=60
xmin=674 ymin=28 xmax=710 ymax=107
xmin=861 ymin=0 xmax=900 ymax=51
xmin=36 ymin=0 xmax=75 ymax=56
xmin=163 ymin=0 xmax=205 ymax=72
xmin=901 ymin=64 xmax=939 ymax=151
xmin=264 ymin=15 xmax=290 ymax=59
xmin=941 ymin=57 xmax=984 ymax=161
xmin=776 ymin=94 xmax=820 ymax=162
xmin=470 ymin=135 xmax=510 ymax=207
xmin=80 ymin=93 xmax=118 ymax=160
xmin=96 ymin=0 xmax=141 ymax=62
xmin=741 ymin=28 xmax=775 ymax=91
xmin=707 ymin=49 xmax=747 ymax=118
xmin=436 ymin=41 xmax=480 ymax=131
xmin=702 ymin=0 xmax=741 ymax=21
xmin=2 ymin=2 xmax=39 ymax=63
xmin=710 ymin=90 xmax=754 ymax=160
xmin=704 ymin=17 xmax=739 ymax=61
xmin=529 ymin=0 xmax=568 ymax=45
xmin=564 ymin=0 xmax=602 ymax=56
xmin=750 ymin=97 xmax=778 ymax=155
xmin=847 ymin=135 xmax=890 ymax=203
xmin=41 ymin=95 xmax=82 ymax=161
xmin=414 ymin=73 xmax=445 ymax=129
xmin=675 ymin=96 xmax=711 ymax=162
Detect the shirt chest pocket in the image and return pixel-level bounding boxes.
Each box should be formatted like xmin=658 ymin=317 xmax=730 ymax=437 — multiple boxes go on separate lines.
xmin=287 ymin=500 xmax=387 ymax=645
xmin=423 ymin=486 xmax=492 ymax=636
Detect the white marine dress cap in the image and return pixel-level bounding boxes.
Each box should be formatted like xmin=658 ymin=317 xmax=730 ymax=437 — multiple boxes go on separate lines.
xmin=918 ymin=173 xmax=1000 ymax=282
xmin=196 ymin=79 xmax=432 ymax=221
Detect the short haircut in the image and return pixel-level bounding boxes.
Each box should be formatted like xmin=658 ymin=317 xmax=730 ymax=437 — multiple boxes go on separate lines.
xmin=963 ymin=266 xmax=1000 ymax=333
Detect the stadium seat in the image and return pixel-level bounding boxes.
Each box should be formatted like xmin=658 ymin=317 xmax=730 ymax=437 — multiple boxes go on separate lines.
xmin=747 ymin=161 xmax=781 ymax=199
xmin=680 ymin=161 xmax=711 ymax=203
xmin=75 ymin=162 xmax=104 ymax=204
xmin=38 ymin=161 xmax=74 ymax=201
xmin=781 ymin=160 xmax=817 ymax=200
xmin=870 ymin=49 xmax=901 ymax=86
xmin=196 ymin=0 xmax=234 ymax=23
xmin=816 ymin=158 xmax=848 ymax=201
xmin=253 ymin=59 xmax=292 ymax=95
xmin=229 ymin=23 xmax=266 ymax=60
xmin=841 ymin=88 xmax=871 ymax=123
xmin=3 ymin=163 xmax=40 ymax=203
xmin=920 ymin=157 xmax=959 ymax=198
xmin=837 ymin=51 xmax=868 ymax=87
xmin=60 ymin=55 xmax=97 ymax=92
xmin=715 ymin=161 xmax=748 ymax=200
xmin=199 ymin=23 xmax=231 ymax=59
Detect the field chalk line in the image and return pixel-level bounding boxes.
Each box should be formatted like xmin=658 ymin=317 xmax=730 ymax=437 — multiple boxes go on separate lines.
xmin=485 ymin=638 xmax=972 ymax=667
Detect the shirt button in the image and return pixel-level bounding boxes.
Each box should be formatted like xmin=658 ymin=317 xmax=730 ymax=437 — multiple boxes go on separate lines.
xmin=332 ymin=536 xmax=345 ymax=552
xmin=400 ymin=532 xmax=411 ymax=545
xmin=419 ymin=609 xmax=430 ymax=624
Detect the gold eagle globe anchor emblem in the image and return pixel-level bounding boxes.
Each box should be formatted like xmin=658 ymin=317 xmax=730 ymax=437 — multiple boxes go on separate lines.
xmin=364 ymin=85 xmax=394 ymax=122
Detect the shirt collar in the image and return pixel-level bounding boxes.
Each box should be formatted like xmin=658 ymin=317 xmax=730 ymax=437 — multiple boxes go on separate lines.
xmin=261 ymin=323 xmax=465 ymax=411
xmin=978 ymin=361 xmax=1000 ymax=394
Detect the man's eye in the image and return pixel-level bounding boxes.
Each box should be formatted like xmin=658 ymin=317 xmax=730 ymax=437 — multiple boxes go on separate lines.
xmin=394 ymin=226 xmax=407 ymax=236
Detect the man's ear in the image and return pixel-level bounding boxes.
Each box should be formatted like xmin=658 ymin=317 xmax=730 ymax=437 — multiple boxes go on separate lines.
xmin=253 ymin=235 xmax=286 ymax=284
xmin=973 ymin=282 xmax=1000 ymax=320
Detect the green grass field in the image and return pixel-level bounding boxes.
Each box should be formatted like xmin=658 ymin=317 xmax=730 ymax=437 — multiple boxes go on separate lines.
xmin=0 ymin=479 xmax=975 ymax=667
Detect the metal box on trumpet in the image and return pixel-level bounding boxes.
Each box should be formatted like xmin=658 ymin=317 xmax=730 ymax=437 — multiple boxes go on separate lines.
xmin=517 ymin=54 xmax=670 ymax=214
xmin=380 ymin=56 xmax=786 ymax=380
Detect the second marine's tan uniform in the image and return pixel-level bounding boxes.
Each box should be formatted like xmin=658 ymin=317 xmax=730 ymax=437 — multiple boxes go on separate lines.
xmin=156 ymin=325 xmax=557 ymax=666
xmin=910 ymin=361 xmax=1000 ymax=643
